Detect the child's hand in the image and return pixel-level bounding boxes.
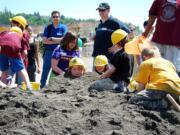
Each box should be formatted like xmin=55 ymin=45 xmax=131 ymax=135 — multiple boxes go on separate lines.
xmin=0 ymin=81 xmax=7 ymax=88
xmin=99 ymin=73 xmax=106 ymax=80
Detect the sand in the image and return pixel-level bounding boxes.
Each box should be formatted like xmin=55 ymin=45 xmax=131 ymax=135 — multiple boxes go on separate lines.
xmin=0 ymin=72 xmax=180 ymax=135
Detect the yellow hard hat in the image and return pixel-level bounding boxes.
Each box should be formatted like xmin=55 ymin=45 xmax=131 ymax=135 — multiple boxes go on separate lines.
xmin=111 ymin=29 xmax=128 ymax=45
xmin=10 ymin=26 xmax=23 ymax=36
xmin=0 ymin=27 xmax=9 ymax=33
xmin=69 ymin=57 xmax=85 ymax=68
xmin=94 ymin=55 xmax=108 ymax=66
xmin=9 ymin=16 xmax=27 ymax=29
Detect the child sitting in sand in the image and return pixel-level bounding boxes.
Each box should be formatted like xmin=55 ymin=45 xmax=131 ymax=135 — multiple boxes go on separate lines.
xmin=94 ymin=55 xmax=109 ymax=75
xmin=64 ymin=57 xmax=86 ymax=78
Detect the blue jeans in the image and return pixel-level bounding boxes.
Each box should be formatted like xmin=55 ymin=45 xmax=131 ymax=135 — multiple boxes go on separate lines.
xmin=40 ymin=50 xmax=54 ymax=88
xmin=129 ymin=90 xmax=169 ymax=110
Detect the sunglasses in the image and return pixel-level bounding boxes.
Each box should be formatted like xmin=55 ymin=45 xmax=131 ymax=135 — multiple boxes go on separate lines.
xmin=52 ymin=16 xmax=59 ymax=18
xmin=99 ymin=9 xmax=106 ymax=12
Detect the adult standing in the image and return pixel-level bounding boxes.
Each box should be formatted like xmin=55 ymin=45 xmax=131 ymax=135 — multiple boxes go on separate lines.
xmin=40 ymin=10 xmax=68 ymax=88
xmin=143 ymin=0 xmax=180 ymax=76
xmin=92 ymin=2 xmax=130 ymax=61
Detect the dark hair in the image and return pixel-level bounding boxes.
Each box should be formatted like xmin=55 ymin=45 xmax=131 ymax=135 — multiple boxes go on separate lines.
xmin=51 ymin=11 xmax=60 ymax=17
xmin=11 ymin=20 xmax=24 ymax=31
xmin=143 ymin=20 xmax=148 ymax=28
xmin=117 ymin=36 xmax=128 ymax=48
xmin=61 ymin=32 xmax=78 ymax=50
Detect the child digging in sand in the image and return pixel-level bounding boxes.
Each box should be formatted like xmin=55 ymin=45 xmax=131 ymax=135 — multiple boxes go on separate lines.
xmin=89 ymin=29 xmax=134 ymax=92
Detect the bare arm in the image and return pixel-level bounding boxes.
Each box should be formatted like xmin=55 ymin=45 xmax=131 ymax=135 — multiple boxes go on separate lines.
xmin=51 ymin=58 xmax=63 ymax=75
xmin=43 ymin=37 xmax=63 ymax=45
xmin=131 ymin=80 xmax=145 ymax=91
xmin=100 ymin=65 xmax=116 ymax=79
xmin=142 ymin=15 xmax=156 ymax=38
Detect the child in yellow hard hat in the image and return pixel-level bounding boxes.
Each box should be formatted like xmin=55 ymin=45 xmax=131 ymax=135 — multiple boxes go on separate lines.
xmin=94 ymin=55 xmax=109 ymax=74
xmin=89 ymin=29 xmax=134 ymax=92
xmin=65 ymin=57 xmax=86 ymax=78
xmin=0 ymin=26 xmax=32 ymax=92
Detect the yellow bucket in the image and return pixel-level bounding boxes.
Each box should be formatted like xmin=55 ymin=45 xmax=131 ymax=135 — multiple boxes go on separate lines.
xmin=22 ymin=82 xmax=40 ymax=91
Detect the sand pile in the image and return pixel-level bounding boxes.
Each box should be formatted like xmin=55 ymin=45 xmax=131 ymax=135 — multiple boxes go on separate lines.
xmin=0 ymin=72 xmax=180 ymax=135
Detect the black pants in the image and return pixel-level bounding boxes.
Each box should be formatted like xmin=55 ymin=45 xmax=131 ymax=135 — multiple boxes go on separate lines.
xmin=27 ymin=64 xmax=36 ymax=82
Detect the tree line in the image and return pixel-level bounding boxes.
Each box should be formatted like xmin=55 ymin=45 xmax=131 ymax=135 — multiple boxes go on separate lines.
xmin=0 ymin=8 xmax=141 ymax=33
xmin=0 ymin=8 xmax=97 ymax=26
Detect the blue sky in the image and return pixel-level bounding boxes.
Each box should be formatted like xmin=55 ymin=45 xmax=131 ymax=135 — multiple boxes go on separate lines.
xmin=0 ymin=0 xmax=153 ymax=28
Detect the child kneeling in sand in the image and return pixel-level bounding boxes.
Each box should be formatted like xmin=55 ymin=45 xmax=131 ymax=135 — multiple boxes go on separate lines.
xmin=51 ymin=32 xmax=80 ymax=77
xmin=0 ymin=27 xmax=32 ymax=91
xmin=129 ymin=46 xmax=180 ymax=110
xmin=94 ymin=55 xmax=109 ymax=74
xmin=89 ymin=29 xmax=134 ymax=92
xmin=64 ymin=57 xmax=85 ymax=78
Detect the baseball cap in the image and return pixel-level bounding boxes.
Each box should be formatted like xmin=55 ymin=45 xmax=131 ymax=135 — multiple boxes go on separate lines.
xmin=96 ymin=2 xmax=110 ymax=10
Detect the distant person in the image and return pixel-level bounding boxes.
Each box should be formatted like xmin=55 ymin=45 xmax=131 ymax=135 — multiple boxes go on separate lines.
xmin=92 ymin=2 xmax=130 ymax=61
xmin=77 ymin=37 xmax=83 ymax=57
xmin=89 ymin=29 xmax=134 ymax=92
xmin=40 ymin=10 xmax=68 ymax=88
xmin=26 ymin=26 xmax=41 ymax=82
xmin=0 ymin=27 xmax=32 ymax=91
xmin=142 ymin=0 xmax=180 ymax=76
xmin=51 ymin=32 xmax=80 ymax=77
xmin=94 ymin=55 xmax=109 ymax=74
xmin=64 ymin=57 xmax=86 ymax=78
xmin=128 ymin=25 xmax=136 ymax=41
xmin=129 ymin=46 xmax=180 ymax=110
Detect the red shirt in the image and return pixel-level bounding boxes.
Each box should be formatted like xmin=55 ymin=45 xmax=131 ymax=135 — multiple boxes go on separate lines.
xmin=149 ymin=0 xmax=180 ymax=47
xmin=0 ymin=31 xmax=22 ymax=58
xmin=21 ymin=32 xmax=30 ymax=69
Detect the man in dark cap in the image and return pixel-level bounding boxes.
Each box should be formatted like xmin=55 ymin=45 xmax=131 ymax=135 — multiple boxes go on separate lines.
xmin=92 ymin=2 xmax=130 ymax=62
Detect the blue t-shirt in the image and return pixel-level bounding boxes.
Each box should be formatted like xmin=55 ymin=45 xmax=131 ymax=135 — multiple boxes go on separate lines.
xmin=92 ymin=16 xmax=129 ymax=60
xmin=43 ymin=23 xmax=68 ymax=50
xmin=52 ymin=45 xmax=80 ymax=72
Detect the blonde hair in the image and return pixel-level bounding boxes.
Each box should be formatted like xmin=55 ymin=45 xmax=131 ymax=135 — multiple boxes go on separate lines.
xmin=64 ymin=65 xmax=86 ymax=78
